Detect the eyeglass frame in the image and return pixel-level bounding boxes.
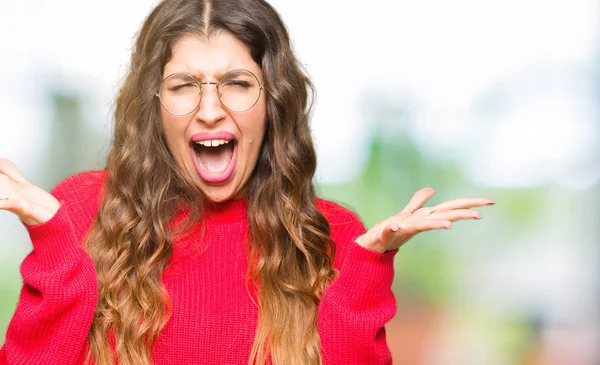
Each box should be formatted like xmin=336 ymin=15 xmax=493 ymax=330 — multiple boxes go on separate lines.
xmin=155 ymin=68 xmax=265 ymax=115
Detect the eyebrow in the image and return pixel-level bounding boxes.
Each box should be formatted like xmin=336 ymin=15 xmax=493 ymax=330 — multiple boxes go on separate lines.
xmin=163 ymin=68 xmax=261 ymax=83
xmin=181 ymin=65 xmax=233 ymax=81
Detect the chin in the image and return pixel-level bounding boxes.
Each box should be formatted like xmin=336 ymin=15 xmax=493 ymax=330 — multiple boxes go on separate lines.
xmin=200 ymin=184 xmax=241 ymax=203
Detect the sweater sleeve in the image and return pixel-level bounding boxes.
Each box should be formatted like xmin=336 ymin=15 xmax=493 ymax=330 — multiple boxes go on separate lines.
xmin=317 ymin=200 xmax=397 ymax=365
xmin=0 ymin=172 xmax=104 ymax=365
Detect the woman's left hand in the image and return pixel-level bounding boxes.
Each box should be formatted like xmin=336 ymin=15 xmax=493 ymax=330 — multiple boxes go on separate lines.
xmin=354 ymin=187 xmax=494 ymax=253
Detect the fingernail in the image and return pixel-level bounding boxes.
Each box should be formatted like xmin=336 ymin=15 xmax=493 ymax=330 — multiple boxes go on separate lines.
xmin=391 ymin=224 xmax=399 ymax=232
xmin=475 ymin=215 xmax=482 ymax=219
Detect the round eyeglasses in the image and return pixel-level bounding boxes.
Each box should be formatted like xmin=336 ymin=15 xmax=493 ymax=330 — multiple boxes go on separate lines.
xmin=155 ymin=69 xmax=264 ymax=115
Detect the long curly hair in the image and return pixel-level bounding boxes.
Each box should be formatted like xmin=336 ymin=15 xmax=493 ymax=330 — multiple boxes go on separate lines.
xmin=84 ymin=1 xmax=336 ymax=364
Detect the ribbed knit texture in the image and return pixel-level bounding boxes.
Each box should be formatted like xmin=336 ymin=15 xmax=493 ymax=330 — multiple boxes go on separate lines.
xmin=1 ymin=171 xmax=397 ymax=365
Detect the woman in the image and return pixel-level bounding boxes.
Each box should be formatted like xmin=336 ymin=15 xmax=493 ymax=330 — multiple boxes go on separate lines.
xmin=0 ymin=0 xmax=493 ymax=364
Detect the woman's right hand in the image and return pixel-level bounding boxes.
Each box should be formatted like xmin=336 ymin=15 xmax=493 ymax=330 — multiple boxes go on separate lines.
xmin=0 ymin=158 xmax=60 ymax=226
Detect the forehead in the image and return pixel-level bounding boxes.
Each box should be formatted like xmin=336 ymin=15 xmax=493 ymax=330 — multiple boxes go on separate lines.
xmin=163 ymin=33 xmax=261 ymax=80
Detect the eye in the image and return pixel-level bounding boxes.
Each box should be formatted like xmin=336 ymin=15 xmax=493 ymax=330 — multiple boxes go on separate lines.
xmin=223 ymin=80 xmax=253 ymax=89
xmin=168 ymin=83 xmax=197 ymax=92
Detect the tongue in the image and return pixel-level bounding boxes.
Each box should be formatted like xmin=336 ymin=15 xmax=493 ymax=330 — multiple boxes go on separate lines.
xmin=197 ymin=144 xmax=234 ymax=174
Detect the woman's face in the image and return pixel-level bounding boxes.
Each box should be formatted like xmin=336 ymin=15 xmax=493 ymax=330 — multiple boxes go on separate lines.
xmin=160 ymin=33 xmax=267 ymax=202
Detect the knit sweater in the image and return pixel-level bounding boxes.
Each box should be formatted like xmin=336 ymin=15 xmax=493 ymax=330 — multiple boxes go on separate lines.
xmin=0 ymin=171 xmax=397 ymax=365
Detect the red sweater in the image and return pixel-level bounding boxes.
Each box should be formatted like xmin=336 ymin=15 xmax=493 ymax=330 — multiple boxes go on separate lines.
xmin=0 ymin=171 xmax=397 ymax=365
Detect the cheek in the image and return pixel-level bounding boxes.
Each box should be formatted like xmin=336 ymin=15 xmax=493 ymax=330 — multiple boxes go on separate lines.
xmin=247 ymin=101 xmax=267 ymax=143
xmin=160 ymin=113 xmax=189 ymax=163
xmin=244 ymin=117 xmax=267 ymax=152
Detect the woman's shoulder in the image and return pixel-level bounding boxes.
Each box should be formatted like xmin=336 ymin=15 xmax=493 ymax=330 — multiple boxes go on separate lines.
xmin=315 ymin=198 xmax=365 ymax=229
xmin=50 ymin=170 xmax=108 ymax=238
xmin=315 ymin=198 xmax=368 ymax=266
xmin=51 ymin=170 xmax=108 ymax=202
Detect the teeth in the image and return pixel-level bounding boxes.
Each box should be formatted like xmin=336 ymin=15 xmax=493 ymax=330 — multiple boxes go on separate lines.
xmin=195 ymin=139 xmax=231 ymax=147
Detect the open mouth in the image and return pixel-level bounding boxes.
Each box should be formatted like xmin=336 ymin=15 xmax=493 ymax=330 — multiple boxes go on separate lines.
xmin=190 ymin=133 xmax=238 ymax=184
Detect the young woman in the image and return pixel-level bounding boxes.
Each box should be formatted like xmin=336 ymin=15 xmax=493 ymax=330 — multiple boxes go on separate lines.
xmin=0 ymin=0 xmax=493 ymax=364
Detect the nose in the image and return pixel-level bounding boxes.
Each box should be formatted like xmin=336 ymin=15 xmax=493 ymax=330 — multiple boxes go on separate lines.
xmin=193 ymin=82 xmax=226 ymax=126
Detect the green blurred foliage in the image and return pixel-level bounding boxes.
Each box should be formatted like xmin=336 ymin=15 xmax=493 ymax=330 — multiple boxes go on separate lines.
xmin=0 ymin=261 xmax=21 ymax=344
xmin=318 ymin=129 xmax=463 ymax=302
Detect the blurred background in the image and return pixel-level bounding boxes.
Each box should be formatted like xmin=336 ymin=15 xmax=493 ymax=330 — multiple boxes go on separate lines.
xmin=1 ymin=1 xmax=598 ymax=364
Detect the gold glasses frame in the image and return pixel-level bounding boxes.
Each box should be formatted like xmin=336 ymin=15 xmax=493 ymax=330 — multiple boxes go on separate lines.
xmin=155 ymin=68 xmax=265 ymax=115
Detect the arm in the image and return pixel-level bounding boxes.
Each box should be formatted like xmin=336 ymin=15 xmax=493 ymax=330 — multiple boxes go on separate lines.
xmin=0 ymin=209 xmax=98 ymax=365
xmin=0 ymin=164 xmax=103 ymax=364
xmin=317 ymin=202 xmax=397 ymax=365
xmin=317 ymin=188 xmax=493 ymax=364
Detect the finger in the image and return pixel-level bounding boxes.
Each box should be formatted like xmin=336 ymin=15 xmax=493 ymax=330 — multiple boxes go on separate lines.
xmin=383 ymin=219 xmax=452 ymax=251
xmin=399 ymin=187 xmax=436 ymax=215
xmin=0 ymin=198 xmax=18 ymax=213
xmin=413 ymin=206 xmax=436 ymax=216
xmin=428 ymin=208 xmax=481 ymax=222
xmin=377 ymin=223 xmax=403 ymax=250
xmin=384 ymin=223 xmax=400 ymax=234
xmin=0 ymin=174 xmax=18 ymax=199
xmin=430 ymin=197 xmax=494 ymax=213
xmin=0 ymin=158 xmax=28 ymax=184
xmin=399 ymin=219 xmax=452 ymax=233
xmin=378 ymin=219 xmax=452 ymax=252
xmin=0 ymin=198 xmax=31 ymax=218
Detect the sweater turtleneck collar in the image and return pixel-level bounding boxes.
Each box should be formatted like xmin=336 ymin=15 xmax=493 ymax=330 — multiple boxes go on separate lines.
xmin=204 ymin=197 xmax=248 ymax=223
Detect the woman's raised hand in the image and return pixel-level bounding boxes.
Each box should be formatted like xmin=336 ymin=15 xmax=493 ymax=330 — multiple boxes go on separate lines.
xmin=0 ymin=158 xmax=60 ymax=226
xmin=354 ymin=187 xmax=494 ymax=253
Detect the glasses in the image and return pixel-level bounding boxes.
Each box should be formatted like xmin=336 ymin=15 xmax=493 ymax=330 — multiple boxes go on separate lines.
xmin=156 ymin=69 xmax=264 ymax=115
